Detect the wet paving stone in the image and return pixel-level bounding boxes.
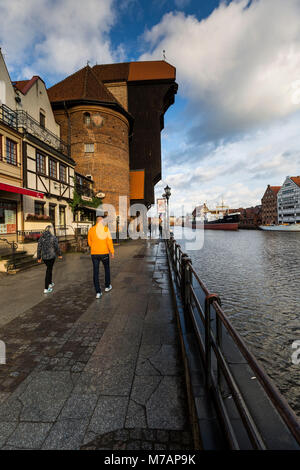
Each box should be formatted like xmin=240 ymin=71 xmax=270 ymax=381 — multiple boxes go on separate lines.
xmin=0 ymin=280 xmax=104 ymax=393
xmin=0 ymin=240 xmax=194 ymax=450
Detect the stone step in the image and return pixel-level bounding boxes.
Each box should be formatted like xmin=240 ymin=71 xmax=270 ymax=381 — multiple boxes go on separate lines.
xmin=0 ymin=250 xmax=27 ymax=261
xmin=7 ymin=258 xmax=39 ymax=272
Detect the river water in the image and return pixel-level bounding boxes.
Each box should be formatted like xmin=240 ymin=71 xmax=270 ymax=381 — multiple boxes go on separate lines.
xmin=171 ymin=226 xmax=300 ymax=416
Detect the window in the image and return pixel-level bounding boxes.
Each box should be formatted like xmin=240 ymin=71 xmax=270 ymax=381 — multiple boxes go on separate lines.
xmin=84 ymin=143 xmax=94 ymax=153
xmin=36 ymin=152 xmax=46 ymax=174
xmin=6 ymin=138 xmax=17 ymax=165
xmin=0 ymin=200 xmax=17 ymax=234
xmin=59 ymin=206 xmax=66 ymax=226
xmin=49 ymin=159 xmax=57 ymax=179
xmin=34 ymin=201 xmax=44 ymax=216
xmin=49 ymin=204 xmax=56 ymax=224
xmin=40 ymin=111 xmax=45 ymax=128
xmin=84 ymin=112 xmax=91 ymax=125
xmin=76 ymin=175 xmax=83 ymax=186
xmin=59 ymin=164 xmax=67 ymax=182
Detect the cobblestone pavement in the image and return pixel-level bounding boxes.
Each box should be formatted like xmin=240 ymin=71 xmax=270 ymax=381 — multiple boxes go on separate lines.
xmin=0 ymin=240 xmax=193 ymax=450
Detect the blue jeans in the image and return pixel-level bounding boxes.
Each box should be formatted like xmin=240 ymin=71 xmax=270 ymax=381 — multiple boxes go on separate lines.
xmin=91 ymin=254 xmax=111 ymax=294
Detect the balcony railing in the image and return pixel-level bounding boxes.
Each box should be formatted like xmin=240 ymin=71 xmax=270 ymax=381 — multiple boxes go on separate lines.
xmin=0 ymin=104 xmax=18 ymax=130
xmin=76 ymin=183 xmax=94 ymax=199
xmin=17 ymin=110 xmax=69 ymax=156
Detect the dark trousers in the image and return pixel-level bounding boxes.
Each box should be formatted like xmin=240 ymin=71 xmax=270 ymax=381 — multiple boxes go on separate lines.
xmin=91 ymin=254 xmax=110 ymax=294
xmin=43 ymin=258 xmax=55 ymax=289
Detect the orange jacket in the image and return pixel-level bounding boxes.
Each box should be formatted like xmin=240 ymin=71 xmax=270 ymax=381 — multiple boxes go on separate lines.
xmin=88 ymin=224 xmax=114 ymax=255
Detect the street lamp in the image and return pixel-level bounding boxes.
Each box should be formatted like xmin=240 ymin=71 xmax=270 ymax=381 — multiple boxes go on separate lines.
xmin=164 ymin=185 xmax=171 ymax=202
xmin=162 ymin=185 xmax=171 ymax=238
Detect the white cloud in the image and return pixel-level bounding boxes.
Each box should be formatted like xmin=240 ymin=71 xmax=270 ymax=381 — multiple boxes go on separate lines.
xmin=141 ymin=0 xmax=300 ymax=140
xmin=0 ymin=0 xmax=118 ymax=82
xmin=157 ymin=112 xmax=300 ymax=215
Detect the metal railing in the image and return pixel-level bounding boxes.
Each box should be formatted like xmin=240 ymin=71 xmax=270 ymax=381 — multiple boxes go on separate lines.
xmin=0 ymin=104 xmax=18 ymax=130
xmin=166 ymin=235 xmax=300 ymax=449
xmin=17 ymin=230 xmax=43 ymax=243
xmin=0 ymin=237 xmax=18 ymax=272
xmin=17 ymin=110 xmax=69 ymax=156
xmin=55 ymin=225 xmax=76 ymax=241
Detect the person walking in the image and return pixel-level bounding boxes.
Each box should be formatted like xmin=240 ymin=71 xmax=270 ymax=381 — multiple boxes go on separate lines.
xmin=148 ymin=217 xmax=152 ymax=239
xmin=88 ymin=214 xmax=114 ymax=299
xmin=37 ymin=225 xmax=62 ymax=294
xmin=159 ymin=216 xmax=163 ymax=239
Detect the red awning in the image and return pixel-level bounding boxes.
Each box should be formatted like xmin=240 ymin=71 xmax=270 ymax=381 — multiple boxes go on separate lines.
xmin=0 ymin=183 xmax=44 ymax=199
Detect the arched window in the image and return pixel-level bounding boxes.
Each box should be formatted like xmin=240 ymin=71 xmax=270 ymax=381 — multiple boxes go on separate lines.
xmin=84 ymin=112 xmax=91 ymax=125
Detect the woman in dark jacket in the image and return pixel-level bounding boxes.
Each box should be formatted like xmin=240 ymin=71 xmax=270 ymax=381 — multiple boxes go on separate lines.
xmin=37 ymin=225 xmax=62 ymax=293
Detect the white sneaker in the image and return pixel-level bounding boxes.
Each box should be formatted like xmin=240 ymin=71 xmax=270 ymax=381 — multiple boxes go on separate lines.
xmin=96 ymin=292 xmax=102 ymax=299
xmin=44 ymin=287 xmax=53 ymax=294
xmin=49 ymin=282 xmax=55 ymax=288
xmin=105 ymin=285 xmax=112 ymax=292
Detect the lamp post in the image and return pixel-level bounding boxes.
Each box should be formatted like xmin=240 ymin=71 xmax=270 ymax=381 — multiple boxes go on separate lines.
xmin=162 ymin=185 xmax=171 ymax=239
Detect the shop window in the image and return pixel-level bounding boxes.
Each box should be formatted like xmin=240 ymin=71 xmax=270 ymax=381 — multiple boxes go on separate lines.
xmin=34 ymin=201 xmax=44 ymax=216
xmin=6 ymin=138 xmax=17 ymax=165
xmin=84 ymin=112 xmax=91 ymax=125
xmin=49 ymin=159 xmax=57 ymax=179
xmin=59 ymin=206 xmax=66 ymax=226
xmin=0 ymin=200 xmax=17 ymax=234
xmin=36 ymin=152 xmax=46 ymax=174
xmin=59 ymin=164 xmax=67 ymax=182
xmin=84 ymin=143 xmax=94 ymax=153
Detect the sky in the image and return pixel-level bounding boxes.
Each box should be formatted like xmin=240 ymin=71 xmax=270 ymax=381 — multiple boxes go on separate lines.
xmin=1 ymin=0 xmax=300 ymax=215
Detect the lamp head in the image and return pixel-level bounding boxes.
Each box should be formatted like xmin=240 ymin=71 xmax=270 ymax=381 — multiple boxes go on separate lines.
xmin=164 ymin=185 xmax=171 ymax=198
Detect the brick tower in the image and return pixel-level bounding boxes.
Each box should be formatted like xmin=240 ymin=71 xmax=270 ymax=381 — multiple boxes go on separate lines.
xmin=48 ymin=61 xmax=177 ymax=210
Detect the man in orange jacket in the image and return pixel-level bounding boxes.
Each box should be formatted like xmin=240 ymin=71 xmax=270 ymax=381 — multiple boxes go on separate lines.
xmin=88 ymin=214 xmax=114 ymax=299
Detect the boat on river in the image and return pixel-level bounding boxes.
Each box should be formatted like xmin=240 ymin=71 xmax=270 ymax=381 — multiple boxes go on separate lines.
xmin=187 ymin=201 xmax=240 ymax=230
xmin=259 ymin=224 xmax=300 ymax=232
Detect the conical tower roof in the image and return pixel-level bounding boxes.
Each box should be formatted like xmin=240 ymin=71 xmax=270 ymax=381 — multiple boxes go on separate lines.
xmin=48 ymin=65 xmax=121 ymax=106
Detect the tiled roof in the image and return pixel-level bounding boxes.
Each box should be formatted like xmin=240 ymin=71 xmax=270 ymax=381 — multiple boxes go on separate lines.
xmin=92 ymin=63 xmax=130 ymax=83
xmin=128 ymin=61 xmax=176 ymax=81
xmin=270 ymin=186 xmax=281 ymax=194
xmin=47 ymin=66 xmax=120 ymax=105
xmin=291 ymin=176 xmax=300 ymax=187
xmin=92 ymin=61 xmax=176 ymax=83
xmin=13 ymin=76 xmax=40 ymax=94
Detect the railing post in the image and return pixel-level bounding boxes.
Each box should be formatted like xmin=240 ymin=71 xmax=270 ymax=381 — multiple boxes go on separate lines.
xmin=12 ymin=241 xmax=17 ymax=270
xmin=205 ymin=293 xmax=221 ymax=389
xmin=175 ymin=243 xmax=180 ymax=277
xmin=215 ymin=296 xmax=223 ymax=388
xmin=181 ymin=254 xmax=192 ymax=313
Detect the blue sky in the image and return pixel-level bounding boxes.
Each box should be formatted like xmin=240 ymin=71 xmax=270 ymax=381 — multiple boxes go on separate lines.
xmin=1 ymin=0 xmax=300 ymax=215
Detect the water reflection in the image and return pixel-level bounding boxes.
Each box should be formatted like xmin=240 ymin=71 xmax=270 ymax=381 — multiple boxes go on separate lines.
xmin=172 ymin=226 xmax=300 ymax=415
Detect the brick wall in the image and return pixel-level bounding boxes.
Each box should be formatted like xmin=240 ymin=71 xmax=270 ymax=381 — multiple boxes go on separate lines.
xmin=261 ymin=187 xmax=278 ymax=225
xmin=54 ymin=105 xmax=130 ymax=214
xmin=105 ymin=82 xmax=128 ymax=110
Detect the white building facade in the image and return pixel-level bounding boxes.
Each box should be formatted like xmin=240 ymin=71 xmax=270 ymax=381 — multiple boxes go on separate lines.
xmin=277 ymin=176 xmax=300 ymax=224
